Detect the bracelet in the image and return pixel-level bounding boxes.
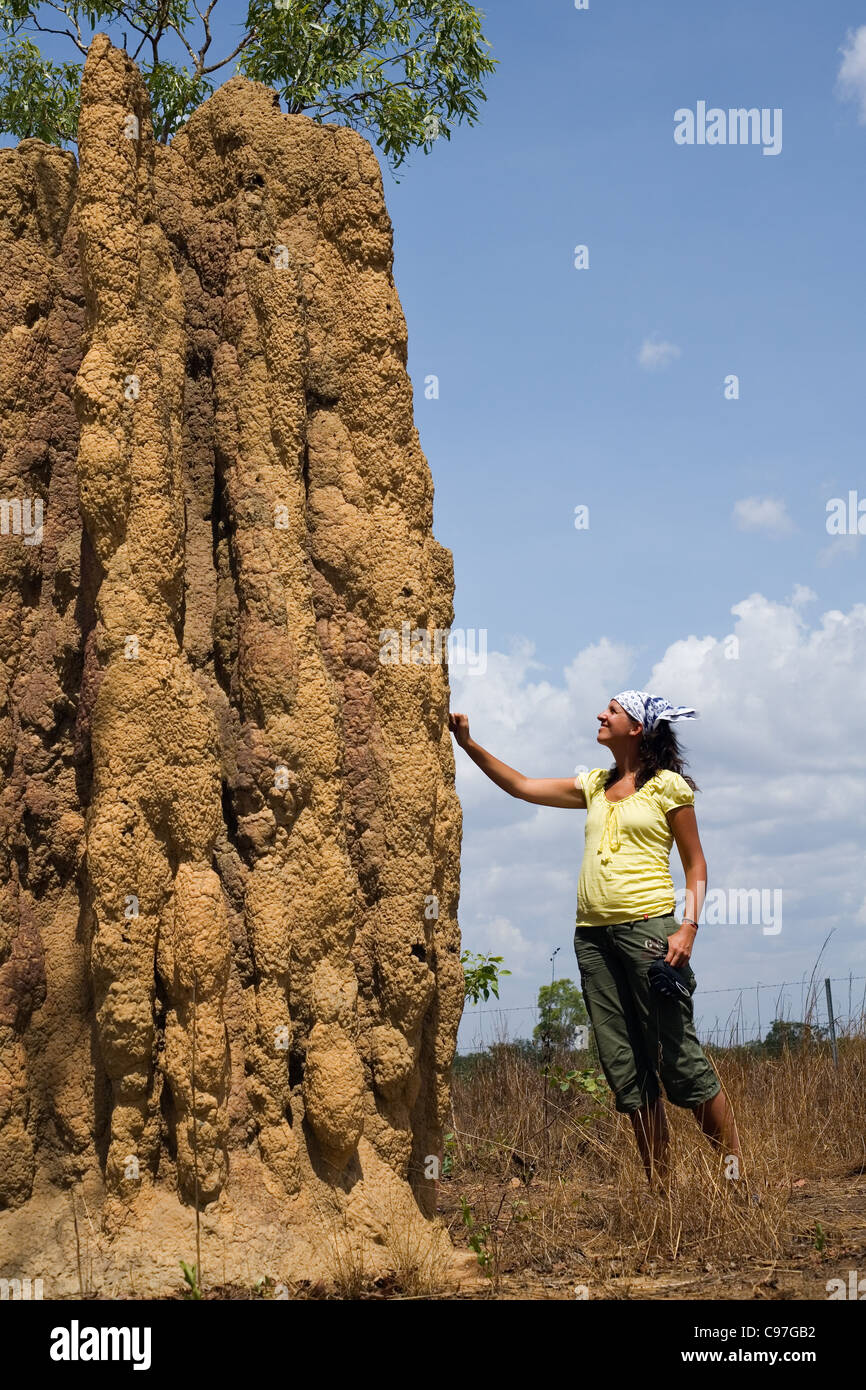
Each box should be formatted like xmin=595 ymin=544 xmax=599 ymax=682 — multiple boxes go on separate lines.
xmin=682 ymin=917 xmax=699 ymax=929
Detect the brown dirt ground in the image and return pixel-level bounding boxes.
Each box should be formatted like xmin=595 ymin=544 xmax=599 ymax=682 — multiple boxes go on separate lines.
xmin=433 ymin=1167 xmax=866 ymax=1301
xmin=123 ymin=1164 xmax=865 ymax=1300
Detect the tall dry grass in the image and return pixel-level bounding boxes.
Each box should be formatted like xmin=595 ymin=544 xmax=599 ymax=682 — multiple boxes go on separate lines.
xmin=447 ymin=1033 xmax=866 ymax=1287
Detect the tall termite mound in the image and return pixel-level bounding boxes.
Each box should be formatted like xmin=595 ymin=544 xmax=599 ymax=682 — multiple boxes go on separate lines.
xmin=0 ymin=35 xmax=463 ymax=1294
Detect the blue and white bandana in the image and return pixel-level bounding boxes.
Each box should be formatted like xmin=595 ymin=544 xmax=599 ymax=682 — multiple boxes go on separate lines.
xmin=613 ymin=690 xmax=698 ymax=734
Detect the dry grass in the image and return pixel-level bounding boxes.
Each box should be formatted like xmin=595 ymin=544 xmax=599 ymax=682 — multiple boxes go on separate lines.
xmin=307 ymin=1180 xmax=454 ymax=1299
xmin=322 ymin=1221 xmax=368 ymax=1299
xmin=443 ymin=1034 xmax=866 ymax=1297
xmin=382 ymin=1204 xmax=454 ymax=1297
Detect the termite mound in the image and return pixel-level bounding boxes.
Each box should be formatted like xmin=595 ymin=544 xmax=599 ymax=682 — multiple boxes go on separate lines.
xmin=0 ymin=34 xmax=462 ymax=1295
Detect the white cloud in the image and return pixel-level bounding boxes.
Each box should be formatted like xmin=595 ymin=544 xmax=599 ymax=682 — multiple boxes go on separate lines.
xmin=732 ymin=495 xmax=795 ymax=535
xmin=817 ymin=532 xmax=861 ymax=566
xmin=788 ymin=584 xmax=816 ymax=607
xmin=637 ymin=336 xmax=681 ymax=370
xmin=647 ymin=594 xmax=866 ymax=774
xmin=837 ymin=25 xmax=866 ymax=123
xmin=461 ymin=915 xmax=550 ymax=978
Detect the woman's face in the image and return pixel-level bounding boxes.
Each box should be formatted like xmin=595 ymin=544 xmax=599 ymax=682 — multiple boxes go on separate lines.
xmin=597 ymin=698 xmax=639 ymax=745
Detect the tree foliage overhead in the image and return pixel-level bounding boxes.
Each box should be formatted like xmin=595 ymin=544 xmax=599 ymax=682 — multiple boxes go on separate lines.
xmin=0 ymin=1 xmax=496 ymax=164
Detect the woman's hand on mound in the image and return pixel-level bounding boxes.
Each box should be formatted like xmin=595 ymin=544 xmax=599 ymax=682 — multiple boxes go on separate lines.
xmin=448 ymin=711 xmax=471 ymax=748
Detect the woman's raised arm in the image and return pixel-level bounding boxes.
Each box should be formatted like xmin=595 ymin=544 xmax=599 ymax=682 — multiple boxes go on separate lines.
xmin=448 ymin=713 xmax=586 ymax=809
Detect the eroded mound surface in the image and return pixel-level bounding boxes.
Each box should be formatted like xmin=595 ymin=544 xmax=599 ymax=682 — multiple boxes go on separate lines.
xmin=0 ymin=35 xmax=461 ymax=1294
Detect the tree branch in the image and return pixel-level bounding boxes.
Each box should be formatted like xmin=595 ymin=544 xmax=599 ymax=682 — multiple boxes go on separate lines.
xmin=191 ymin=0 xmax=213 ymax=71
xmin=43 ymin=0 xmax=87 ymax=54
xmin=314 ymin=75 xmax=435 ymax=120
xmin=334 ymin=1 xmax=403 ymax=73
xmin=122 ymin=14 xmax=154 ymax=54
xmin=151 ymin=1 xmax=168 ymax=69
xmin=166 ymin=20 xmax=200 ymax=69
xmin=31 ymin=17 xmax=88 ymax=58
xmin=199 ymin=31 xmax=258 ymax=77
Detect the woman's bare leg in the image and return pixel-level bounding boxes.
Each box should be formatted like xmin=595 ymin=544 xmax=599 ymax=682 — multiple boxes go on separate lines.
xmin=693 ymin=1089 xmax=742 ymax=1175
xmin=629 ymin=1097 xmax=670 ymax=1186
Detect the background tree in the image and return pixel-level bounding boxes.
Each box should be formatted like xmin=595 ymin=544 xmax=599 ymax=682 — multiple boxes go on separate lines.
xmin=532 ymin=978 xmax=588 ymax=1049
xmin=762 ymin=1018 xmax=827 ymax=1057
xmin=0 ymin=0 xmax=496 ymax=166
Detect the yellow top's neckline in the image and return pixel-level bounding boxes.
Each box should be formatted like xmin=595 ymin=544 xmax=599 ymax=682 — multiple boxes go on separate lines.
xmin=602 ymin=771 xmax=660 ymax=806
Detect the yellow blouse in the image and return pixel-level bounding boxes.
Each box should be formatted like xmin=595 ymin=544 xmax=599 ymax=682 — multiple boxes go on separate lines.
xmin=575 ymin=767 xmax=695 ymax=927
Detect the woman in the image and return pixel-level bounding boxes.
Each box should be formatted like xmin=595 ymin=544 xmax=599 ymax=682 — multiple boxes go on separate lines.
xmin=448 ymin=690 xmax=741 ymax=1188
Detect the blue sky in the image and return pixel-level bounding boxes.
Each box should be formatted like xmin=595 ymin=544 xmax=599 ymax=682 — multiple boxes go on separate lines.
xmin=388 ymin=0 xmax=865 ymax=666
xmin=7 ymin=3 xmax=865 ymax=1049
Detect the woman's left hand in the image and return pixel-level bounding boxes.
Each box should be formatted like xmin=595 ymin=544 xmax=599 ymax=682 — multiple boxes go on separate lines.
xmin=665 ymin=923 xmax=697 ymax=969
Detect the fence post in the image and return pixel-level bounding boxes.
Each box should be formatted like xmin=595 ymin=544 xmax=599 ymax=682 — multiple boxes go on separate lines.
xmin=824 ymin=978 xmax=839 ymax=1071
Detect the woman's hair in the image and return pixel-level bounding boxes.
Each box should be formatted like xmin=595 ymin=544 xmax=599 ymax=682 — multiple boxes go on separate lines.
xmin=605 ymin=720 xmax=698 ymax=793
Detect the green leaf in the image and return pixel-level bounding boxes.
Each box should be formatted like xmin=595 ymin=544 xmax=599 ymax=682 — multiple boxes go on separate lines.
xmin=0 ymin=2 xmax=496 ymax=164
xmin=0 ymin=36 xmax=81 ymax=144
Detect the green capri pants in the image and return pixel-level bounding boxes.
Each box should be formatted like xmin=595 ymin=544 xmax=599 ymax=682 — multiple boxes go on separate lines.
xmin=573 ymin=913 xmax=721 ymax=1114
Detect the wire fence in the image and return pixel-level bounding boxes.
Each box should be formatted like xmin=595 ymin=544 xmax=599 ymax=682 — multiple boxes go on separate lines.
xmin=455 ymin=973 xmax=866 ymax=1056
